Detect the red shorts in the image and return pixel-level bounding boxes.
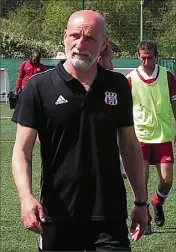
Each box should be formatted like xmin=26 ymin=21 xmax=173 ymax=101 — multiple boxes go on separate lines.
xmin=140 ymin=142 xmax=174 ymax=164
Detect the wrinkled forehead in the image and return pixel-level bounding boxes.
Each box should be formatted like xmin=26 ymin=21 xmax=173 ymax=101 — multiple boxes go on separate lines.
xmin=139 ymin=49 xmax=155 ymax=57
xmin=68 ymin=16 xmax=87 ymax=28
xmin=67 ymin=16 xmax=105 ymax=36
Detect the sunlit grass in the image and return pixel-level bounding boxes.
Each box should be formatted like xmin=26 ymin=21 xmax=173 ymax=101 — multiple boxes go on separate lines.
xmin=1 ymin=105 xmax=175 ymax=252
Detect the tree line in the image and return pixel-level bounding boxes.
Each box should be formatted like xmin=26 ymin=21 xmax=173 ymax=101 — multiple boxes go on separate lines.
xmin=0 ymin=0 xmax=175 ymax=58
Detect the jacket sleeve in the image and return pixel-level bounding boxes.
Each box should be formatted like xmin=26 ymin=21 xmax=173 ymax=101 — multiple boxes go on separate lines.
xmin=15 ymin=61 xmax=26 ymax=91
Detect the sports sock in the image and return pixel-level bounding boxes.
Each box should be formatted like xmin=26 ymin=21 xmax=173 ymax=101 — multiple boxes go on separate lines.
xmin=152 ymin=189 xmax=169 ymax=205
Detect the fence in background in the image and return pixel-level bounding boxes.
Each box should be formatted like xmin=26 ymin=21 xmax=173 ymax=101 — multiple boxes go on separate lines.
xmin=1 ymin=58 xmax=175 ymax=93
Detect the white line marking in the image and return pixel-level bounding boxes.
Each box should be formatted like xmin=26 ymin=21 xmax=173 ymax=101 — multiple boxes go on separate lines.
xmin=0 ymin=117 xmax=12 ymax=119
xmin=0 ymin=140 xmax=15 ymax=143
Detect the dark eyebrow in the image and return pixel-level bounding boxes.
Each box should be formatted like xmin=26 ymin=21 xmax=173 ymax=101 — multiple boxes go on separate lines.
xmin=69 ymin=31 xmax=96 ymax=41
xmin=141 ymin=56 xmax=153 ymax=58
xmin=86 ymin=35 xmax=94 ymax=39
xmin=69 ymin=32 xmax=79 ymax=36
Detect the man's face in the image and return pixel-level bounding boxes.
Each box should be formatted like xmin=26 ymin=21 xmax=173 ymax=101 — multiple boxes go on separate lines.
xmin=137 ymin=49 xmax=157 ymax=72
xmin=64 ymin=17 xmax=107 ymax=70
xmin=31 ymin=54 xmax=40 ymax=65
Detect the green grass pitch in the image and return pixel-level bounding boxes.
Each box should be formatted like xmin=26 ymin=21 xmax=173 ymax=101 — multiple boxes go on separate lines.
xmin=0 ymin=104 xmax=176 ymax=252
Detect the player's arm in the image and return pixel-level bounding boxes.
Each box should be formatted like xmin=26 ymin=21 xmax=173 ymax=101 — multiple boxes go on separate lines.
xmin=12 ymin=124 xmax=44 ymax=233
xmin=168 ymin=71 xmax=176 ymax=145
xmin=117 ymin=73 xmax=147 ymax=240
xmin=125 ymin=74 xmax=132 ymax=88
xmin=15 ymin=62 xmax=25 ymax=92
xmin=171 ymin=101 xmax=176 ymax=121
xmin=12 ymin=124 xmax=37 ymax=200
xmin=117 ymin=73 xmax=147 ymax=201
xmin=118 ymin=126 xmax=147 ymax=202
xmin=12 ymin=77 xmax=44 ymax=233
xmin=118 ymin=125 xmax=148 ymax=241
xmin=171 ymin=101 xmax=176 ymax=146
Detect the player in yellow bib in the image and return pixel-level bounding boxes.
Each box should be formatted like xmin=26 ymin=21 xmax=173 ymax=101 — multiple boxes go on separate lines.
xmin=127 ymin=40 xmax=176 ymax=234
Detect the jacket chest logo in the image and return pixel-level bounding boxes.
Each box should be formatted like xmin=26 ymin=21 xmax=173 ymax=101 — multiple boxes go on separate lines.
xmin=105 ymin=91 xmax=118 ymax=106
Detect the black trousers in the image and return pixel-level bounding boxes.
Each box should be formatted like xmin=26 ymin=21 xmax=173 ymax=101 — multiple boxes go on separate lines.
xmin=37 ymin=220 xmax=131 ymax=251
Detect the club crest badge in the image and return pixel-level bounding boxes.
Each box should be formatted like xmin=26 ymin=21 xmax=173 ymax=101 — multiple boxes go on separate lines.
xmin=104 ymin=91 xmax=118 ymax=106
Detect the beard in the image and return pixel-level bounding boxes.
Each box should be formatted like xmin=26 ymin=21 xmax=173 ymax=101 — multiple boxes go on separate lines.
xmin=65 ymin=48 xmax=99 ymax=70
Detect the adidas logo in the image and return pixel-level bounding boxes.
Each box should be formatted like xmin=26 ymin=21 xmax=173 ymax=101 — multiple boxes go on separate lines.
xmin=55 ymin=95 xmax=68 ymax=105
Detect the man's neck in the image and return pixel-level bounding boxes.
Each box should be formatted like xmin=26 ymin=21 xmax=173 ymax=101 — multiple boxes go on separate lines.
xmin=63 ymin=61 xmax=97 ymax=87
xmin=139 ymin=64 xmax=158 ymax=80
xmin=141 ymin=66 xmax=156 ymax=77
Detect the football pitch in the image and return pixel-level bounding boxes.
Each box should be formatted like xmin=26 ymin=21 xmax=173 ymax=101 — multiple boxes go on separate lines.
xmin=0 ymin=104 xmax=176 ymax=252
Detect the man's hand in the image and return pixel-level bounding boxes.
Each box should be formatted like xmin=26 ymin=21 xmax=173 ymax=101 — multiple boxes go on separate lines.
xmin=21 ymin=195 xmax=45 ymax=234
xmin=130 ymin=205 xmax=148 ymax=241
xmin=15 ymin=88 xmax=22 ymax=95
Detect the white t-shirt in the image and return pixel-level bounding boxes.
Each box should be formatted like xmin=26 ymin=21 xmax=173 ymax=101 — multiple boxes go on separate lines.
xmin=126 ymin=64 xmax=159 ymax=80
xmin=137 ymin=64 xmax=158 ymax=80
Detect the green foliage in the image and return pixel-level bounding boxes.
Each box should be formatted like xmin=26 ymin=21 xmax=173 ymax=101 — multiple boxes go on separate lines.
xmin=85 ymin=0 xmax=141 ymax=55
xmin=0 ymin=18 xmax=59 ymax=58
xmin=0 ymin=0 xmax=176 ymax=58
xmin=42 ymin=1 xmax=80 ymax=43
xmin=156 ymin=0 xmax=176 ymax=57
xmin=0 ymin=0 xmax=25 ymax=17
xmin=0 ymin=2 xmax=60 ymax=58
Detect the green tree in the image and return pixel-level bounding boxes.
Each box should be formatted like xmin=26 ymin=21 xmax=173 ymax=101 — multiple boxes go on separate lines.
xmin=1 ymin=1 xmax=55 ymax=57
xmin=0 ymin=0 xmax=25 ymax=17
xmin=1 ymin=0 xmax=175 ymax=58
xmin=84 ymin=0 xmax=141 ymax=56
xmin=42 ymin=0 xmax=81 ymax=44
xmin=155 ymin=0 xmax=176 ymax=57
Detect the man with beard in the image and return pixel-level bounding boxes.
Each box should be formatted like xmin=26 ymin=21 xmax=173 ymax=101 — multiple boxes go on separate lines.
xmin=35 ymin=44 xmax=127 ymax=180
xmin=11 ymin=10 xmax=147 ymax=251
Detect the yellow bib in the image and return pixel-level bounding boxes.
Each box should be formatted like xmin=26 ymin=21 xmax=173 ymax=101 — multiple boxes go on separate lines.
xmin=131 ymin=66 xmax=172 ymax=143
